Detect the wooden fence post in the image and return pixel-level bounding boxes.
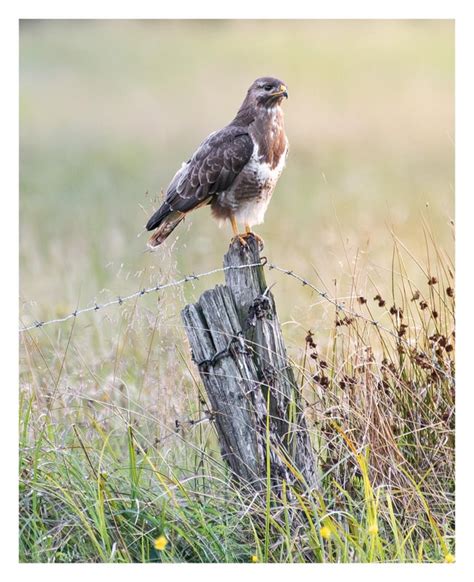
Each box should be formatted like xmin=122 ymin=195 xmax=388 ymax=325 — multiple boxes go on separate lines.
xmin=181 ymin=236 xmax=318 ymax=493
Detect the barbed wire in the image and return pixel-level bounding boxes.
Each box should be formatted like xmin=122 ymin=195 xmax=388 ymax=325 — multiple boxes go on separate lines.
xmin=268 ymin=263 xmax=401 ymax=343
xmin=267 ymin=262 xmax=454 ymax=383
xmin=19 ymin=262 xmax=264 ymax=333
xmin=18 ymin=257 xmax=455 ymax=383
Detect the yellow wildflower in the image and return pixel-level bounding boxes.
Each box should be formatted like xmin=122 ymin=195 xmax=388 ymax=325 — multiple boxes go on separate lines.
xmin=154 ymin=535 xmax=168 ymax=551
xmin=251 ymin=554 xmax=259 ymax=563
xmin=368 ymin=523 xmax=379 ymax=536
xmin=320 ymin=526 xmax=332 ymax=540
xmin=444 ymin=553 xmax=455 ymax=563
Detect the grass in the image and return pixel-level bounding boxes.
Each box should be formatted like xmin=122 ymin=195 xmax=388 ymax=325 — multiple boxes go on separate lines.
xmin=19 ymin=20 xmax=454 ymax=563
xmin=19 ymin=226 xmax=455 ymax=563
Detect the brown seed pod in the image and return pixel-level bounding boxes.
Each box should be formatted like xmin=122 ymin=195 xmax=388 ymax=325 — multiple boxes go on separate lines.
xmin=373 ymin=294 xmax=386 ymax=307
xmin=305 ymin=330 xmax=317 ymax=349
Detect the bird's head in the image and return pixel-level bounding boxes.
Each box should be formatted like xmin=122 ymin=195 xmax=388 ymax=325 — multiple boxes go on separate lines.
xmin=246 ymin=77 xmax=289 ymax=108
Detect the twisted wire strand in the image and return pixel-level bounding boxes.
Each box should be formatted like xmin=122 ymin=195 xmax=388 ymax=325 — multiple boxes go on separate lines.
xmin=19 ymin=262 xmax=264 ymax=333
xmin=18 ymin=258 xmax=455 ymax=383
xmin=267 ymin=263 xmax=454 ymax=383
xmin=268 ymin=263 xmax=401 ymax=343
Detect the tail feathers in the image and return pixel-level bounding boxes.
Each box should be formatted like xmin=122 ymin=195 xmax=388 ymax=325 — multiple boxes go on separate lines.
xmin=147 ymin=211 xmax=185 ymax=248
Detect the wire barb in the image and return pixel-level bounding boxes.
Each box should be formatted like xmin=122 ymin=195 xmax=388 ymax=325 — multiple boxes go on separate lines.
xmin=17 ymin=257 xmax=456 ymax=384
xmin=19 ymin=260 xmax=266 ymax=333
xmin=268 ymin=263 xmax=454 ymax=383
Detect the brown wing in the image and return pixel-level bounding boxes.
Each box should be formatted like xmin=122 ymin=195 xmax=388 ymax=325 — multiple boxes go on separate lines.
xmin=146 ymin=126 xmax=254 ymax=231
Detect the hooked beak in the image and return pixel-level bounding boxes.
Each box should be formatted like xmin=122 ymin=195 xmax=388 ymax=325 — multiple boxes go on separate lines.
xmin=273 ymin=84 xmax=289 ymax=98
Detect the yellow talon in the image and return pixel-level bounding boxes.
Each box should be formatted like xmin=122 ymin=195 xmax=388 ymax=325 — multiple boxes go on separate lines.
xmin=229 ymin=217 xmax=264 ymax=249
xmin=244 ymin=225 xmax=264 ymax=248
xmin=233 ymin=235 xmax=248 ymax=247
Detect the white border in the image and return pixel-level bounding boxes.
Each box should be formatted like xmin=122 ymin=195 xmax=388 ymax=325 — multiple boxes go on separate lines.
xmin=3 ymin=1 xmax=470 ymax=580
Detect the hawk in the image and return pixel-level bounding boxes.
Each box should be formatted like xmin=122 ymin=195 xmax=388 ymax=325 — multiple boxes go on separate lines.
xmin=146 ymin=76 xmax=289 ymax=248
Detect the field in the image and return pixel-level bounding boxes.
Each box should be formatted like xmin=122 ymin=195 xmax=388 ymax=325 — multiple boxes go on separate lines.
xmin=19 ymin=20 xmax=454 ymax=563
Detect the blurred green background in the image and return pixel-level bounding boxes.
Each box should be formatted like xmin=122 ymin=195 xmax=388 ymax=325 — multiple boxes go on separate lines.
xmin=20 ymin=19 xmax=454 ymax=333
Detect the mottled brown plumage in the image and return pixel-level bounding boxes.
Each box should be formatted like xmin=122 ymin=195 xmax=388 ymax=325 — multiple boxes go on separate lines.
xmin=146 ymin=77 xmax=289 ymax=247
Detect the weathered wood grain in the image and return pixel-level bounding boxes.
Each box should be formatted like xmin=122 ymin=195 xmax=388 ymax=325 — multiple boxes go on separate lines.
xmin=181 ymin=235 xmax=318 ymax=492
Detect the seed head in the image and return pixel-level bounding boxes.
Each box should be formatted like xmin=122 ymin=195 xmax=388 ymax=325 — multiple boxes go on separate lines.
xmin=398 ymin=324 xmax=408 ymax=337
xmin=305 ymin=330 xmax=317 ymax=349
xmin=373 ymin=294 xmax=386 ymax=307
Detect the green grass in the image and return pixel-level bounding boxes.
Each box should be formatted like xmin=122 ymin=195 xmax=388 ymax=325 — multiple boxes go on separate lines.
xmin=19 ymin=227 xmax=455 ymax=563
xmin=19 ymin=20 xmax=454 ymax=563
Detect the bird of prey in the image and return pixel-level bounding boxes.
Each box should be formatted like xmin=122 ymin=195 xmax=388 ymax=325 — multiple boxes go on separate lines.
xmin=146 ymin=76 xmax=289 ymax=248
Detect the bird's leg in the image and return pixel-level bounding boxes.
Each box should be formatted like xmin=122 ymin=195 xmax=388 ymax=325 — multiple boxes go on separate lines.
xmin=243 ymin=224 xmax=264 ymax=248
xmin=230 ymin=215 xmax=248 ymax=246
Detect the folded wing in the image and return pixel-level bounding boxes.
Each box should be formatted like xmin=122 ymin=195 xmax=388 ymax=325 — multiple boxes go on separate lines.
xmin=146 ymin=127 xmax=254 ymax=246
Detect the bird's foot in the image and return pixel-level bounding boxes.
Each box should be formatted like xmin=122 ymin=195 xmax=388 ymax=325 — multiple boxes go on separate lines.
xmin=231 ymin=234 xmax=250 ymax=248
xmin=242 ymin=230 xmax=264 ymax=250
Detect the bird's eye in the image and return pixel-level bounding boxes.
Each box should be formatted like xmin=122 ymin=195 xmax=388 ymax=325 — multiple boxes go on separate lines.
xmin=263 ymin=84 xmax=273 ymax=91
